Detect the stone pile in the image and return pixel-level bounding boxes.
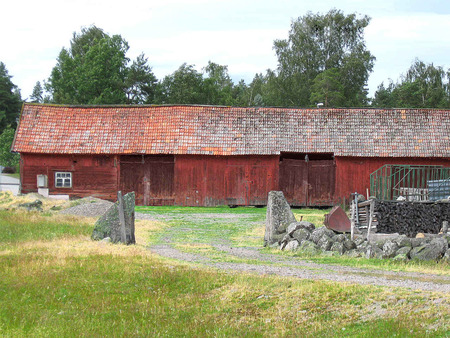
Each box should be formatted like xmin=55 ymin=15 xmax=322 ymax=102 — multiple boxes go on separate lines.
xmin=265 ymin=191 xmax=450 ymax=261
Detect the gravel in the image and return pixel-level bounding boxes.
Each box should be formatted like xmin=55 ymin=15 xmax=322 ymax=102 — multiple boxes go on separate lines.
xmin=59 ymin=198 xmax=450 ymax=293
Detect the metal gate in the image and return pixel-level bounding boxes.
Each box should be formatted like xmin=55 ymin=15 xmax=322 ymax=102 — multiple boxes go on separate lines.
xmin=370 ymin=165 xmax=450 ymax=201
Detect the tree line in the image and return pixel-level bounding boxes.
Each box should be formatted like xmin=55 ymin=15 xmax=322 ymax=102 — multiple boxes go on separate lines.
xmin=2 ymin=9 xmax=450 ymax=168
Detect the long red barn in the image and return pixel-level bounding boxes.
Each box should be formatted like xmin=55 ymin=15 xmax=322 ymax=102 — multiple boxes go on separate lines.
xmin=11 ymin=104 xmax=450 ymax=206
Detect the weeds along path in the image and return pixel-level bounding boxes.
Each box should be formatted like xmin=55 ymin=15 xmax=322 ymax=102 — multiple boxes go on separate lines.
xmin=150 ymin=244 xmax=450 ymax=293
xmin=142 ymin=209 xmax=450 ymax=294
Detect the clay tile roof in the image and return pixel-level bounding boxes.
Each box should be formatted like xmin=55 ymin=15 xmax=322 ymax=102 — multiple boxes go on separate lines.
xmin=11 ymin=103 xmax=450 ymax=157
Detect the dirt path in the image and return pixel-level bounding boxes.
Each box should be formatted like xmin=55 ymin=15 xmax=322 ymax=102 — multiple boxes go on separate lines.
xmin=150 ymin=243 xmax=450 ymax=293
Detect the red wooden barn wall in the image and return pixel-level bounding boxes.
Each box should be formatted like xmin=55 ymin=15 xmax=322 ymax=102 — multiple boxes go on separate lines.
xmin=120 ymin=155 xmax=174 ymax=206
xmin=335 ymin=156 xmax=450 ymax=203
xmin=20 ymin=153 xmax=450 ymax=206
xmin=20 ymin=153 xmax=118 ymax=200
xmin=174 ymin=155 xmax=279 ymax=206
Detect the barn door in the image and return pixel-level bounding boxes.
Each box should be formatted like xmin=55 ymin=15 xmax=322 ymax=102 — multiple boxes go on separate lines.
xmin=120 ymin=155 xmax=174 ymax=206
xmin=279 ymin=154 xmax=335 ymax=206
xmin=279 ymin=159 xmax=308 ymax=206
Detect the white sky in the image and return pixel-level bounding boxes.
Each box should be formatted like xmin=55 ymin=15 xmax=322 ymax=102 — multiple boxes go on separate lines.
xmin=2 ymin=0 xmax=450 ymax=101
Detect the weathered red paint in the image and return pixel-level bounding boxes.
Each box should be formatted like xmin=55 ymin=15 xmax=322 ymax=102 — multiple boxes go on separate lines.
xmin=19 ymin=153 xmax=450 ymax=207
xmin=174 ymin=155 xmax=279 ymax=206
xmin=120 ymin=155 xmax=174 ymax=206
xmin=20 ymin=153 xmax=118 ymax=200
xmin=279 ymin=157 xmax=336 ymax=206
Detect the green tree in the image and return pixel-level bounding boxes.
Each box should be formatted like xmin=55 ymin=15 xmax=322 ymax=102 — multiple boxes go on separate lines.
xmin=372 ymin=59 xmax=450 ymax=108
xmin=371 ymin=81 xmax=396 ymax=108
xmin=30 ymin=81 xmax=44 ymax=103
xmin=125 ymin=53 xmax=157 ymax=104
xmin=0 ymin=62 xmax=21 ymax=132
xmin=0 ymin=126 xmax=19 ymax=168
xmin=271 ymin=9 xmax=375 ymax=107
xmin=155 ymin=63 xmax=205 ymax=104
xmin=310 ymin=68 xmax=345 ymax=107
xmin=47 ymin=25 xmax=157 ymax=105
xmin=202 ymin=61 xmax=234 ymax=105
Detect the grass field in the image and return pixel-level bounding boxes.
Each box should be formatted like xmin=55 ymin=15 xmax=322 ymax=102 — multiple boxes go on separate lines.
xmin=0 ymin=207 xmax=449 ymax=336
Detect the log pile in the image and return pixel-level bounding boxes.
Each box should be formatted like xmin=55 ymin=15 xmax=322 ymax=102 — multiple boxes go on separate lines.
xmin=373 ymin=200 xmax=450 ymax=237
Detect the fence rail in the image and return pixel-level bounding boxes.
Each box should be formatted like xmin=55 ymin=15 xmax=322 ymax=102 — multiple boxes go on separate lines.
xmin=370 ymin=165 xmax=450 ymax=201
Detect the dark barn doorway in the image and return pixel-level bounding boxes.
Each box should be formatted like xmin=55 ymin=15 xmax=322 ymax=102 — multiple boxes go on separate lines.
xmin=120 ymin=155 xmax=174 ymax=206
xmin=279 ymin=153 xmax=336 ymax=206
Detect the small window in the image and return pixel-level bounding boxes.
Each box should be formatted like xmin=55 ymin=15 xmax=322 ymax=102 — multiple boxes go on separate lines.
xmin=55 ymin=172 xmax=72 ymax=188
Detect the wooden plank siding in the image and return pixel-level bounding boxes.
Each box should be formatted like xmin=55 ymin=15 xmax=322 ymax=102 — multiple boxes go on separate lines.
xmin=19 ymin=153 xmax=450 ymax=207
xmin=174 ymin=155 xmax=279 ymax=206
xmin=120 ymin=155 xmax=175 ymax=206
xmin=20 ymin=153 xmax=119 ymax=200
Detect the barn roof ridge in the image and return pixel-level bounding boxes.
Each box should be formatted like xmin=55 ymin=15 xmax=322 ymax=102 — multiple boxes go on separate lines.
xmin=12 ymin=103 xmax=450 ymax=158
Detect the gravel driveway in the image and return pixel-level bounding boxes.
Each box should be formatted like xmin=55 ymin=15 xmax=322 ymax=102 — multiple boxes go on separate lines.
xmin=61 ymin=198 xmax=450 ymax=293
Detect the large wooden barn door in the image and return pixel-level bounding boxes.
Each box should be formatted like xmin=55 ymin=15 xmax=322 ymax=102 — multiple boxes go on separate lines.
xmin=120 ymin=155 xmax=174 ymax=206
xmin=279 ymin=154 xmax=335 ymax=206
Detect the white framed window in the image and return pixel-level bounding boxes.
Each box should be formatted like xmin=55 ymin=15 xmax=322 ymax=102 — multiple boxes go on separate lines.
xmin=55 ymin=172 xmax=72 ymax=188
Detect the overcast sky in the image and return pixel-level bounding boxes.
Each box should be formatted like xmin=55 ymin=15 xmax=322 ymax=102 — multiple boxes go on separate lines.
xmin=2 ymin=0 xmax=450 ymax=101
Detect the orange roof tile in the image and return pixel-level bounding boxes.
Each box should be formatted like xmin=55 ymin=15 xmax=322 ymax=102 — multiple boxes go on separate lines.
xmin=11 ymin=103 xmax=450 ymax=158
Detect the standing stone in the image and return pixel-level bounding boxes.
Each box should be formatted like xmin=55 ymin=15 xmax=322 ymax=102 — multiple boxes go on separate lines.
xmin=92 ymin=192 xmax=136 ymax=244
xmin=264 ymin=191 xmax=297 ymax=246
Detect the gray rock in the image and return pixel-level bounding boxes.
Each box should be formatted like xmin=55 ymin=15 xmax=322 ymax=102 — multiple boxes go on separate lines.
xmin=345 ymin=249 xmax=362 ymax=258
xmin=382 ymin=241 xmax=399 ymax=258
xmin=343 ymin=239 xmax=357 ymax=251
xmin=286 ymin=222 xmax=302 ymax=236
xmin=409 ymin=239 xmax=447 ymax=261
xmin=285 ymin=240 xmax=300 ymax=251
xmin=332 ymin=234 xmax=347 ymax=243
xmin=19 ymin=199 xmax=43 ymax=211
xmin=264 ymin=191 xmax=297 ymax=246
xmin=296 ymin=221 xmax=316 ymax=232
xmin=354 ymin=237 xmax=366 ymax=247
xmin=317 ymin=236 xmax=333 ymax=251
xmin=430 ymin=237 xmax=449 ymax=254
xmin=101 ymin=237 xmax=111 ymax=243
xmin=292 ymin=229 xmax=311 ymax=244
xmin=410 ymin=237 xmax=431 ymax=248
xmin=330 ymin=242 xmax=346 ymax=255
xmin=394 ymin=236 xmax=412 ymax=248
xmin=443 ymin=249 xmax=450 ymax=262
xmin=365 ymin=244 xmax=384 ymax=259
xmin=298 ymin=240 xmax=321 ymax=255
xmin=396 ymin=246 xmax=411 ymax=257
xmin=310 ymin=227 xmax=336 ymax=244
xmin=393 ymin=253 xmax=409 ymax=262
xmin=92 ymin=192 xmax=136 ymax=244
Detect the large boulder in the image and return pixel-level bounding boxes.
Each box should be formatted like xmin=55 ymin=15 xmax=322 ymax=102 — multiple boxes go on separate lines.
xmin=409 ymin=238 xmax=448 ymax=261
xmin=92 ymin=192 xmax=136 ymax=244
xmin=264 ymin=191 xmax=297 ymax=246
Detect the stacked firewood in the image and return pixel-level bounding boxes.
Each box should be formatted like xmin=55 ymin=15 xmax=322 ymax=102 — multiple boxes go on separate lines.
xmin=373 ymin=200 xmax=450 ymax=237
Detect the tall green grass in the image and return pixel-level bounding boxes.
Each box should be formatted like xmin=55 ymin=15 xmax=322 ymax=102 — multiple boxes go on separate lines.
xmin=0 ymin=210 xmax=448 ymax=336
xmin=0 ymin=211 xmax=92 ymax=246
